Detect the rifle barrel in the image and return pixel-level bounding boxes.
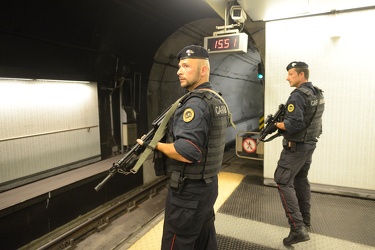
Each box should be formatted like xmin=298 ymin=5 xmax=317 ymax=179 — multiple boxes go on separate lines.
xmin=94 ymin=103 xmax=173 ymax=191
xmin=94 ymin=171 xmax=115 ymax=191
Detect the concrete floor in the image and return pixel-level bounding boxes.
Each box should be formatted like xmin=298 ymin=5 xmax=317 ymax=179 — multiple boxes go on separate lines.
xmin=74 ymin=149 xmax=375 ymax=250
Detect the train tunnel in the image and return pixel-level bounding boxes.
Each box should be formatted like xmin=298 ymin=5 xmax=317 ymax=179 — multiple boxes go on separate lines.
xmin=1 ymin=0 xmax=375 ymax=249
xmin=0 ymin=1 xmax=264 ymax=248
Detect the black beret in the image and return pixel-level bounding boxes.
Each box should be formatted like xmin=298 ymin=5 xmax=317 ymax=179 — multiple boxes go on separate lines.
xmin=286 ymin=61 xmax=309 ymax=71
xmin=177 ymin=45 xmax=209 ymax=61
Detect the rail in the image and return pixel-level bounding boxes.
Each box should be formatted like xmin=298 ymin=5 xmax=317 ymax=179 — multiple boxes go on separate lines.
xmin=20 ymin=176 xmax=169 ymax=250
xmin=21 ymin=147 xmax=237 ymax=249
xmin=0 ymin=125 xmax=99 ymax=142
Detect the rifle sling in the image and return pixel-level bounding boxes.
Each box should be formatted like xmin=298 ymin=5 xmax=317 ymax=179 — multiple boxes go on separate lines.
xmin=130 ymin=93 xmax=189 ymax=173
xmin=263 ymin=89 xmax=321 ymax=143
xmin=130 ymin=88 xmax=235 ymax=174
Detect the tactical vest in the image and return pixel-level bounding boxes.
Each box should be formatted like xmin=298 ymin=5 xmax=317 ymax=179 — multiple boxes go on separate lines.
xmin=284 ymin=86 xmax=325 ymax=142
xmin=166 ymin=90 xmax=231 ymax=180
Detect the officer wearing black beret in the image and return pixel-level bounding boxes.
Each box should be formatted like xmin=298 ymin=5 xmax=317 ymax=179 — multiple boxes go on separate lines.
xmin=177 ymin=44 xmax=210 ymax=60
xmin=274 ymin=61 xmax=325 ymax=246
xmin=137 ymin=45 xmax=234 ymax=249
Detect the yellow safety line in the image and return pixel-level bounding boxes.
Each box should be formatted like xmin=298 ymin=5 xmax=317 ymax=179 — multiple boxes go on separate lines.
xmin=128 ymin=172 xmax=245 ymax=250
xmin=215 ymin=172 xmax=245 ymax=212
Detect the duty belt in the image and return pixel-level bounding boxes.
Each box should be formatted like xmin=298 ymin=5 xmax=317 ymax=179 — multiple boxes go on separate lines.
xmin=185 ymin=177 xmax=213 ymax=184
xmin=170 ymin=171 xmax=214 ymax=192
xmin=282 ymin=138 xmax=299 ymax=151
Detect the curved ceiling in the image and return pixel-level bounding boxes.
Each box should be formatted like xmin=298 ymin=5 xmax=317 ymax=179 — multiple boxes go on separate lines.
xmin=3 ymin=0 xmax=373 ymax=83
xmin=0 ymin=0 xmax=221 ymax=82
xmin=147 ymin=18 xmax=263 ymax=139
xmin=0 ymin=0 xmax=264 ymax=157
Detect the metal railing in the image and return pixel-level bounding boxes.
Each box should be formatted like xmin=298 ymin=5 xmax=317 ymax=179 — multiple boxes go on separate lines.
xmin=0 ymin=125 xmax=99 ymax=142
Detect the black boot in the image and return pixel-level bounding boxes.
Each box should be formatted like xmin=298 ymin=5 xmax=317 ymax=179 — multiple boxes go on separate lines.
xmin=283 ymin=226 xmax=310 ymax=246
xmin=303 ymin=217 xmax=311 ymax=231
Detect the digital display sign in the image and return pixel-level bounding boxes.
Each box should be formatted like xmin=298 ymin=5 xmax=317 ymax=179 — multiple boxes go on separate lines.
xmin=204 ymin=33 xmax=248 ymax=54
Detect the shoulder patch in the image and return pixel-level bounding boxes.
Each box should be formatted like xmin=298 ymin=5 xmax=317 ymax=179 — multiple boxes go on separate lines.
xmin=288 ymin=104 xmax=295 ymax=112
xmin=214 ymin=105 xmax=228 ymax=117
xmin=183 ymin=108 xmax=194 ymax=122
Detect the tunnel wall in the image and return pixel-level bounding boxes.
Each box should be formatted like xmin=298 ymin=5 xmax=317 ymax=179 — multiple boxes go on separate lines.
xmin=148 ymin=18 xmax=263 ymax=141
xmin=0 ymin=79 xmax=101 ymax=191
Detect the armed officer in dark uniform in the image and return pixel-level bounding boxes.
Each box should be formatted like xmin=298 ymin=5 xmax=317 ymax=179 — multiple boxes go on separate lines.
xmin=274 ymin=61 xmax=325 ymax=246
xmin=137 ymin=45 xmax=234 ymax=249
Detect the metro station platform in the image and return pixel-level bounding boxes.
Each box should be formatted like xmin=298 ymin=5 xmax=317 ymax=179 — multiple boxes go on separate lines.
xmin=75 ymin=150 xmax=375 ymax=250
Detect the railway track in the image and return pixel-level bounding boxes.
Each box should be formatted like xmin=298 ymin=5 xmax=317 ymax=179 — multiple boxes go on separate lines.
xmin=21 ymin=176 xmax=169 ymax=250
xmin=21 ymin=147 xmax=236 ymax=250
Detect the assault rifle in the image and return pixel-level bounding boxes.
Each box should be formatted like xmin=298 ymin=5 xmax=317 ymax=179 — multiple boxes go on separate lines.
xmin=94 ymin=106 xmax=171 ymax=192
xmin=258 ymin=103 xmax=286 ymax=144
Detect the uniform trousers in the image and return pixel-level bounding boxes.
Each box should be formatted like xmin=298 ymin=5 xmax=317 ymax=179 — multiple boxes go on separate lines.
xmin=274 ymin=142 xmax=316 ymax=229
xmin=161 ymin=175 xmax=218 ymax=250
